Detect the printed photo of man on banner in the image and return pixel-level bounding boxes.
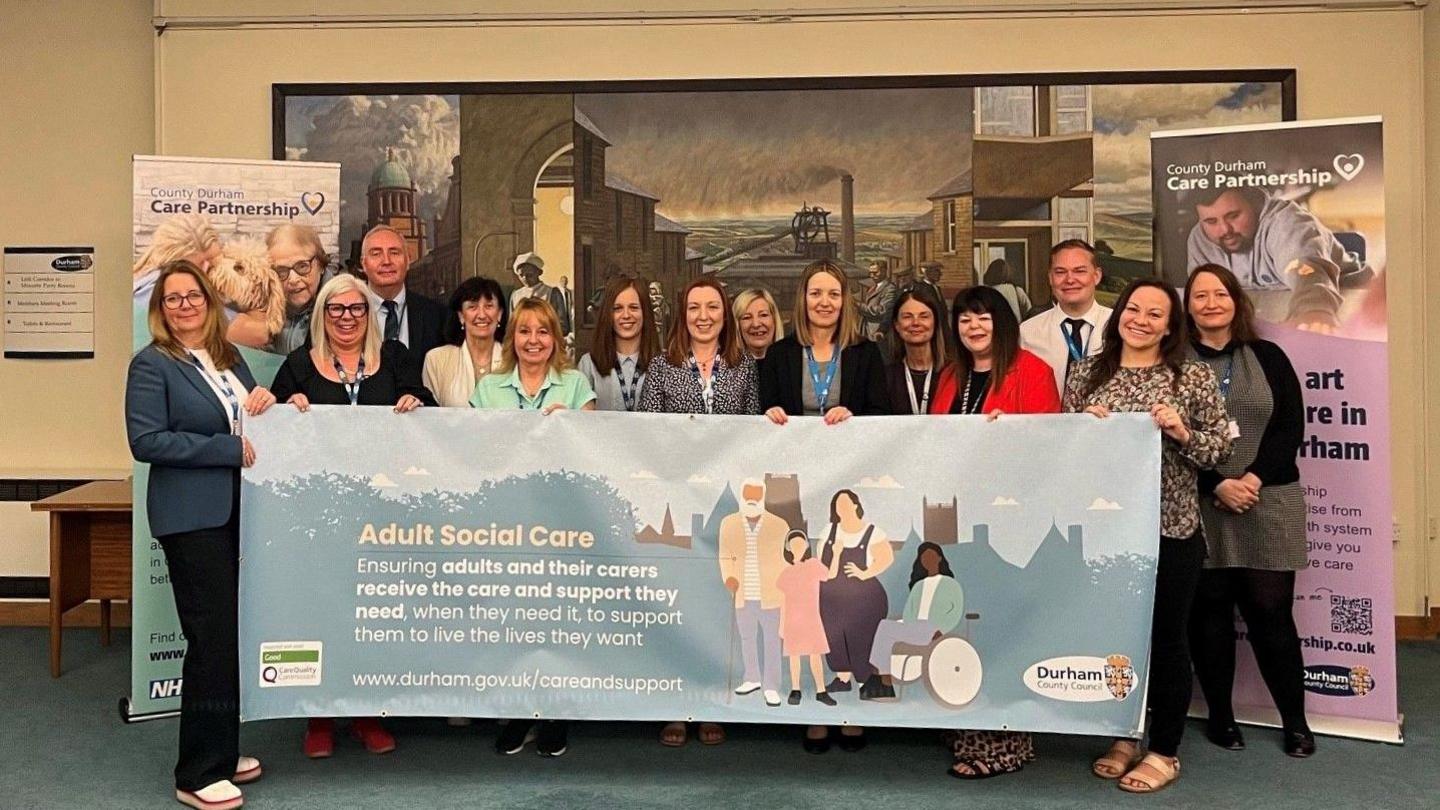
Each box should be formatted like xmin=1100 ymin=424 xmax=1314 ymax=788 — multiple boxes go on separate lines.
xmin=1150 ymin=117 xmax=1399 ymax=744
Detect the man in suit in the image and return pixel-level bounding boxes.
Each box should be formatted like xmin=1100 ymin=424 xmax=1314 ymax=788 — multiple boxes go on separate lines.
xmin=508 ymin=252 xmax=572 ymax=340
xmin=856 ymin=261 xmax=898 ymax=360
xmin=360 ymin=224 xmax=446 ymax=366
xmin=717 ymin=479 xmax=789 ymax=707
xmin=1019 ymin=239 xmax=1113 ymax=395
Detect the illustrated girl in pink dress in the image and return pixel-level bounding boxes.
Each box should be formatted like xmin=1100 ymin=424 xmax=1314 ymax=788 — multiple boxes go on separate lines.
xmin=775 ymin=530 xmax=837 ymax=707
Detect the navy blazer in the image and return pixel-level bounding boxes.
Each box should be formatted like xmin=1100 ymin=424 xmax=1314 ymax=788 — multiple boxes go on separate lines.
xmin=400 ymin=291 xmax=448 ymax=368
xmin=125 ymin=344 xmax=256 ymax=538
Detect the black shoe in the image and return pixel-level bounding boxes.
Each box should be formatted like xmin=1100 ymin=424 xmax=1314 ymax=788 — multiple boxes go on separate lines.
xmin=858 ymin=674 xmax=883 ymax=701
xmin=816 ymin=692 xmax=837 ymax=707
xmin=1205 ymin=721 xmax=1246 ymax=751
xmin=1283 ymin=730 xmax=1316 ymax=758
xmin=495 ymin=720 xmax=536 ymax=755
xmin=536 ymin=721 xmax=569 ymax=757
xmin=787 ymin=690 xmax=802 ymax=705
xmin=802 ymin=727 xmax=831 ymax=754
xmin=837 ymin=728 xmax=867 ymax=752
xmin=827 ymin=677 xmax=852 ymax=693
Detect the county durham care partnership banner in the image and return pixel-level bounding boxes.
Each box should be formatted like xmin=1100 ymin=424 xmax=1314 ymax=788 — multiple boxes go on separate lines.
xmin=130 ymin=156 xmax=340 ymax=719
xmin=240 ymin=408 xmax=1161 ymax=737
xmin=1151 ymin=117 xmax=1400 ymax=743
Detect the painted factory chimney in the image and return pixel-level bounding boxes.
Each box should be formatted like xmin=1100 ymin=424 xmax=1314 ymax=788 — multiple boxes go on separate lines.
xmin=840 ymin=173 xmax=855 ymax=263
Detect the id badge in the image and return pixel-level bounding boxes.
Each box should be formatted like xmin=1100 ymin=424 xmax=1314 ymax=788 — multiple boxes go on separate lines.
xmin=1227 ymin=419 xmax=1241 ymax=440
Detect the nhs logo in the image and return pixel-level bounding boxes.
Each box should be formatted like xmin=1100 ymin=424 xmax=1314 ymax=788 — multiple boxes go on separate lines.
xmin=149 ymin=678 xmax=183 ymax=699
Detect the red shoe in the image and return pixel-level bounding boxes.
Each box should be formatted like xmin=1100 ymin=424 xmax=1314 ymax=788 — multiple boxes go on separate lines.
xmin=304 ymin=718 xmax=335 ymax=759
xmin=350 ymin=717 xmax=397 ymax=754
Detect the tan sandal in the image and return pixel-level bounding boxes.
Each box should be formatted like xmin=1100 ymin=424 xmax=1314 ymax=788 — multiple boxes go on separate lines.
xmin=1118 ymin=753 xmax=1180 ymax=794
xmin=659 ymin=721 xmax=688 ymax=747
xmin=1091 ymin=739 xmax=1140 ymax=779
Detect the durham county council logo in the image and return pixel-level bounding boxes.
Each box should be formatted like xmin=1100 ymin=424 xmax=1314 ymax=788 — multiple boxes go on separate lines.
xmin=1304 ymin=664 xmax=1375 ymax=697
xmin=1349 ymin=666 xmax=1374 ymax=696
xmin=1105 ymin=654 xmax=1136 ymax=701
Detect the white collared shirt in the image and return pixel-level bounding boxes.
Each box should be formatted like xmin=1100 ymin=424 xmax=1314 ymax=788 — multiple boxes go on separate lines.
xmin=368 ymin=285 xmax=410 ymax=346
xmin=1019 ymin=299 xmax=1113 ymax=395
xmin=423 ymin=342 xmax=504 ymax=408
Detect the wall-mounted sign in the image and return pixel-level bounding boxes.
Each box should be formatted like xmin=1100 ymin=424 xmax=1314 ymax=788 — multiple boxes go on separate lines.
xmin=3 ymin=246 xmax=95 ymax=359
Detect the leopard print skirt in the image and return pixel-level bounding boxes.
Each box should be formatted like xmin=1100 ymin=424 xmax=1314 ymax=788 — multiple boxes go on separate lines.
xmin=946 ymin=730 xmax=1035 ymax=773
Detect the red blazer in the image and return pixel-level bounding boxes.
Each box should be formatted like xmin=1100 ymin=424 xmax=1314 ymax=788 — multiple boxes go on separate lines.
xmin=929 ymin=349 xmax=1061 ymax=415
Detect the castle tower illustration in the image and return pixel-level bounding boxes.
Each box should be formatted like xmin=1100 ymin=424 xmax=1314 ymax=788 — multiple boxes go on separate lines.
xmin=764 ymin=473 xmax=807 ymax=537
xmin=363 ymin=147 xmax=428 ymax=263
xmin=923 ymin=496 xmax=958 ymax=545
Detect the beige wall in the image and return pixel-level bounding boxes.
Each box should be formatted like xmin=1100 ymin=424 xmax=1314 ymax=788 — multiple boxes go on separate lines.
xmin=1425 ymin=0 xmax=1440 ymax=618
xmin=0 ymin=2 xmax=1433 ymax=615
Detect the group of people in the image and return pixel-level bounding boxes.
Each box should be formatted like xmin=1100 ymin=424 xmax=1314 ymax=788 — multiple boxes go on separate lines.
xmin=128 ymin=223 xmax=1315 ymax=808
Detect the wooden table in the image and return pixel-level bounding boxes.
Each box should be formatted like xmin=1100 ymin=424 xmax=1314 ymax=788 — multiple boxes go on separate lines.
xmin=31 ymin=480 xmax=132 ymax=677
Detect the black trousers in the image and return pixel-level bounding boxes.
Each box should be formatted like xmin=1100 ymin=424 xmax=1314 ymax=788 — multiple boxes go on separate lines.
xmin=1144 ymin=534 xmax=1206 ymax=758
xmin=1189 ymin=567 xmax=1309 ymax=733
xmin=158 ymin=511 xmax=240 ymax=791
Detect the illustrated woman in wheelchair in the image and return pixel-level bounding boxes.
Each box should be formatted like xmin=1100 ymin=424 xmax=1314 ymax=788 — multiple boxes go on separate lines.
xmin=861 ymin=542 xmax=981 ymax=709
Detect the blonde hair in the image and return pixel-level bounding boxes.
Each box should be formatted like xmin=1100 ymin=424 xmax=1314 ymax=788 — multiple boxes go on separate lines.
xmin=266 ymin=223 xmax=330 ymax=268
xmin=133 ymin=214 xmax=219 ymax=278
xmin=146 ymin=261 xmax=240 ymax=370
xmin=497 ymin=298 xmax=573 ymax=376
xmin=309 ymin=274 xmax=381 ymax=370
xmin=792 ymin=260 xmax=861 ymax=347
xmin=731 ymin=287 xmax=785 ymax=343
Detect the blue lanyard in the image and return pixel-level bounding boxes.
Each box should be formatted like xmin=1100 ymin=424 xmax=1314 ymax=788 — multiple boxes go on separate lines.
xmin=333 ymin=355 xmax=367 ymax=406
xmin=687 ymin=354 xmax=716 ymax=414
xmin=805 ymin=346 xmax=839 ymax=412
xmin=1062 ymin=320 xmax=1092 ymax=361
xmin=187 ymin=351 xmax=242 ymax=434
xmin=1217 ymin=354 xmax=1235 ymax=399
xmin=617 ymin=356 xmax=641 ymax=412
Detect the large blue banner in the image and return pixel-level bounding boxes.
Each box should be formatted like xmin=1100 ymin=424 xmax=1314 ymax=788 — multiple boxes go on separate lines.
xmin=240 ymin=408 xmax=1160 ymax=737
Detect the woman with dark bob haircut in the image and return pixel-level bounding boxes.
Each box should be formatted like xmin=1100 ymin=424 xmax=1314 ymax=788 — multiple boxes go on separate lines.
xmin=930 ymin=286 xmax=1060 ymax=417
xmin=422 ymin=276 xmax=507 ymax=407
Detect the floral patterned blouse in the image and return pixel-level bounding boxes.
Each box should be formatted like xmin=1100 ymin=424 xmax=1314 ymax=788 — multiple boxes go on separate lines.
xmin=637 ymin=352 xmax=760 ymax=415
xmin=1064 ymin=357 xmax=1233 ymax=538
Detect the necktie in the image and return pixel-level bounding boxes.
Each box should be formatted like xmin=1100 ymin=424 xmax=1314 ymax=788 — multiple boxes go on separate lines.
xmin=383 ymin=300 xmax=400 ymax=342
xmin=1063 ymin=318 xmax=1087 ymax=374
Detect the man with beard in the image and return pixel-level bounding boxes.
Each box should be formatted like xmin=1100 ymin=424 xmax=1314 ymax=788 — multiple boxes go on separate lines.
xmin=1185 ymin=187 xmax=1368 ymax=332
xmin=717 ymin=478 xmax=789 ymax=707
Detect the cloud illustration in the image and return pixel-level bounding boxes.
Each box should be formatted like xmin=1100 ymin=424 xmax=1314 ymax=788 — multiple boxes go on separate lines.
xmin=1087 ymin=497 xmax=1123 ymax=511
xmin=857 ymin=475 xmax=903 ymax=490
xmin=687 ymin=474 xmax=713 ymax=484
xmin=630 ymin=470 xmax=659 ymax=480
xmin=991 ymin=496 xmax=1019 ymax=506
xmin=403 ymin=466 xmax=430 ymax=476
xmin=370 ymin=473 xmax=398 ymax=488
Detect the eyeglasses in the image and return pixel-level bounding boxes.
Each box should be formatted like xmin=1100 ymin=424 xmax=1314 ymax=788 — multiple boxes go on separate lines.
xmin=273 ymin=258 xmax=315 ymax=281
xmin=324 ymin=302 xmax=370 ymax=320
xmin=161 ymin=291 xmax=206 ymax=310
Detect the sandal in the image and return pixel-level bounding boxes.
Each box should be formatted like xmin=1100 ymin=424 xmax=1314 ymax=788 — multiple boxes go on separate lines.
xmin=1118 ymin=753 xmax=1180 ymax=794
xmin=698 ymin=722 xmax=725 ymax=745
xmin=948 ymin=758 xmax=1021 ymax=780
xmin=660 ymin=721 xmax=688 ymax=747
xmin=1092 ymin=739 xmax=1140 ymax=779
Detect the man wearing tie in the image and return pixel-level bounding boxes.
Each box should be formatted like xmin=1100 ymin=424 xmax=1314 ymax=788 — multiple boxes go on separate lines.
xmin=1018 ymin=239 xmax=1113 ymax=394
xmin=360 ymin=225 xmax=446 ymax=366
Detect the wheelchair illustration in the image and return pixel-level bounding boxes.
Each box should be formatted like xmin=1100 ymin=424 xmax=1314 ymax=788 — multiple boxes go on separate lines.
xmin=888 ymin=612 xmax=983 ymax=708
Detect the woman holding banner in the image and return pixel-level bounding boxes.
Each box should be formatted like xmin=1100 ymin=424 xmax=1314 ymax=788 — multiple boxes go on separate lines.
xmin=472 ymin=296 xmax=593 ymax=756
xmin=760 ymin=259 xmax=889 ymax=425
xmin=1067 ymin=278 xmax=1232 ymax=794
xmin=1184 ymin=264 xmax=1315 ymax=758
xmin=578 ymin=277 xmax=660 ymax=412
xmin=885 ymin=287 xmax=947 ymax=415
xmin=423 ymin=276 xmax=507 ymax=407
xmin=271 ymin=273 xmax=432 ymax=759
xmin=639 ymin=276 xmax=757 ymax=747
xmin=125 ymin=261 xmax=277 ymax=810
xmin=928 ymin=285 xmax=1059 ymax=778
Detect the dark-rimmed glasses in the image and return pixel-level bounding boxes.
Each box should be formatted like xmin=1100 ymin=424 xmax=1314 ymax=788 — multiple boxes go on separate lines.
xmin=273 ymin=257 xmax=316 ymax=282
xmin=324 ymin=302 xmax=370 ymax=320
xmin=161 ymin=291 xmax=206 ymax=310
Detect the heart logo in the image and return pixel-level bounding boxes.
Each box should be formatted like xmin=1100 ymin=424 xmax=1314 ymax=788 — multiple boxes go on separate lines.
xmin=1332 ymin=154 xmax=1364 ymax=181
xmin=300 ymin=191 xmax=326 ymax=215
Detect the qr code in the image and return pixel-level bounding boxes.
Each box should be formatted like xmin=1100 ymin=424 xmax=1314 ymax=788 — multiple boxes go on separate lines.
xmin=1330 ymin=595 xmax=1373 ymax=636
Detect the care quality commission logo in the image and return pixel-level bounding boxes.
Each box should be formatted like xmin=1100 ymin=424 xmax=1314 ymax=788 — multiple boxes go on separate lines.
xmin=1023 ymin=655 xmax=1139 ymax=702
xmin=258 ymin=641 xmax=323 ymax=688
